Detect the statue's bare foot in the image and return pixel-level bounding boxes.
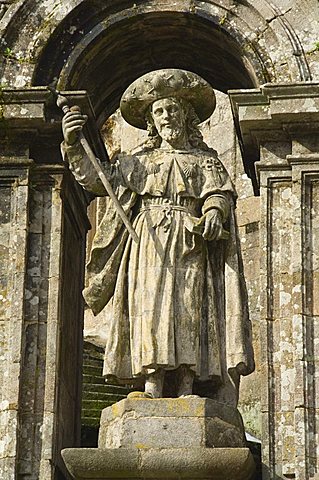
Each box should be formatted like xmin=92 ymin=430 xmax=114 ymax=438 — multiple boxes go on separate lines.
xmin=177 ymin=365 xmax=195 ymax=397
xmin=145 ymin=368 xmax=164 ymax=398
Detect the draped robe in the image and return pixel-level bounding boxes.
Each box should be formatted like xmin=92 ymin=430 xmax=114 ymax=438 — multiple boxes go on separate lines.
xmin=63 ymin=142 xmax=255 ymax=387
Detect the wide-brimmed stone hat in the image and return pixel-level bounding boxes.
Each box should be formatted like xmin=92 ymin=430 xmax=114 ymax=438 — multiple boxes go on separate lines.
xmin=120 ymin=69 xmax=216 ymax=130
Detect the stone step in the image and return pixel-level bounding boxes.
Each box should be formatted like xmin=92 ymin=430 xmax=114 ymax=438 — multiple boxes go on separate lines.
xmin=82 ymin=368 xmax=103 ymax=380
xmin=83 ymin=374 xmax=106 ymax=385
xmin=82 ymin=391 xmax=127 ymax=402
xmin=81 ymin=408 xmax=113 ymax=421
xmin=82 ymin=389 xmax=129 ymax=402
xmin=82 ymin=399 xmax=123 ymax=411
xmin=81 ymin=416 xmax=101 ymax=428
xmin=83 ymin=356 xmax=103 ymax=368
xmin=83 ymin=341 xmax=104 ymax=356
xmin=82 ymin=382 xmax=130 ymax=394
xmin=82 ymin=365 xmax=103 ymax=377
xmin=83 ymin=347 xmax=103 ymax=357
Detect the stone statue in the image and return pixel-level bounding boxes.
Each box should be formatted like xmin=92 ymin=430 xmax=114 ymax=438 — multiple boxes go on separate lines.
xmin=62 ymin=69 xmax=254 ymax=403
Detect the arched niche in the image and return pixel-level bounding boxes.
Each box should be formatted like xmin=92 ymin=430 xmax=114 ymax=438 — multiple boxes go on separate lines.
xmin=33 ymin=10 xmax=260 ymax=125
xmin=1 ymin=0 xmax=311 ymax=124
xmin=20 ymin=3 xmax=269 ymax=184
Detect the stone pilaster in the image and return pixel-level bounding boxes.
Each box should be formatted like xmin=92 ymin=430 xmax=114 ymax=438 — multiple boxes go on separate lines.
xmin=230 ymin=83 xmax=319 ymax=480
xmin=0 ymin=88 xmax=95 ymax=479
xmin=0 ymin=155 xmax=33 ymax=479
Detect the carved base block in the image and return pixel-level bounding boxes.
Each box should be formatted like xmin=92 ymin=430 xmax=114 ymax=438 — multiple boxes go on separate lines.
xmin=62 ymin=447 xmax=255 ymax=480
xmin=98 ymin=397 xmax=247 ymax=449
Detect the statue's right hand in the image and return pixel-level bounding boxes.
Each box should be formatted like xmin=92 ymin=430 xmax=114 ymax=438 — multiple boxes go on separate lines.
xmin=62 ymin=109 xmax=88 ymax=146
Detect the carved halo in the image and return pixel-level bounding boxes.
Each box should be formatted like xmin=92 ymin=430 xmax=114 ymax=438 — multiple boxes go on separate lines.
xmin=120 ymin=69 xmax=216 ymax=130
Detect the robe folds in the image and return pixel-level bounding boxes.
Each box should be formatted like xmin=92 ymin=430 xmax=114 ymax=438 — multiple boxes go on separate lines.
xmin=63 ymin=142 xmax=255 ymax=384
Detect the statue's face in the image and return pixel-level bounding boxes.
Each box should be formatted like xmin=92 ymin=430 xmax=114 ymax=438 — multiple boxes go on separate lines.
xmin=150 ymin=97 xmax=186 ymax=143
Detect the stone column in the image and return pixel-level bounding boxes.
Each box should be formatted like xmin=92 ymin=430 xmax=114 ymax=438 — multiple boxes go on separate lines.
xmin=0 ymin=88 xmax=96 ymax=479
xmin=230 ymin=83 xmax=319 ymax=480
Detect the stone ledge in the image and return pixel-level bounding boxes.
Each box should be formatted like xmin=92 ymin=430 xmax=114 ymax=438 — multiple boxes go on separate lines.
xmin=62 ymin=447 xmax=255 ymax=480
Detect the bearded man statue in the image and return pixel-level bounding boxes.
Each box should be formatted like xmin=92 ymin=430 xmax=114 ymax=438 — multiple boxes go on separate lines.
xmin=62 ymin=69 xmax=254 ymax=404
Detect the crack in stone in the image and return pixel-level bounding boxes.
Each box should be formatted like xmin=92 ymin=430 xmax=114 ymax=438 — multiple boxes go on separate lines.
xmin=266 ymin=6 xmax=293 ymax=24
xmin=261 ymin=2 xmax=311 ymax=80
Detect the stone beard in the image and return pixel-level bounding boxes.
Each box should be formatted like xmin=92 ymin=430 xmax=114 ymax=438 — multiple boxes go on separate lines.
xmin=62 ymin=69 xmax=254 ymax=403
xmin=150 ymin=97 xmax=187 ymax=145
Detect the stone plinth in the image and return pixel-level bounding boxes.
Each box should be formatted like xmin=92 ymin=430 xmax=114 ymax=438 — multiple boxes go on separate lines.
xmin=99 ymin=397 xmax=246 ymax=449
xmin=62 ymin=397 xmax=255 ymax=480
xmin=62 ymin=447 xmax=255 ymax=480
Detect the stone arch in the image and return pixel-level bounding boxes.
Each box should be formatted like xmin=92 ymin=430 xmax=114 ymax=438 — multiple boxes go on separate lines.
xmin=38 ymin=9 xmax=261 ymax=125
xmin=0 ymin=0 xmax=312 ymax=123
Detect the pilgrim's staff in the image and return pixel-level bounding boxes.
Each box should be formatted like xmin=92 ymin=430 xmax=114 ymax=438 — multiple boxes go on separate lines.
xmin=52 ymin=88 xmax=139 ymax=244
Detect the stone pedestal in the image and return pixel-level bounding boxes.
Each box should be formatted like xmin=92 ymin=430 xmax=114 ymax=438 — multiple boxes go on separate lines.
xmin=62 ymin=397 xmax=255 ymax=480
xmin=99 ymin=397 xmax=246 ymax=449
xmin=230 ymin=83 xmax=319 ymax=480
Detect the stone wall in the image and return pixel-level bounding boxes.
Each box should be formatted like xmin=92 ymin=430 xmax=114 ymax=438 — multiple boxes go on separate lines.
xmin=231 ymin=83 xmax=319 ymax=480
xmin=0 ymin=89 xmax=91 ymax=479
xmin=0 ymin=1 xmax=318 ymax=479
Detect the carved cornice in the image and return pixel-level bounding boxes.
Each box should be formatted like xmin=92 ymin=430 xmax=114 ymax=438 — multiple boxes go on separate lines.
xmin=229 ymin=83 xmax=319 ymax=190
xmin=0 ymin=87 xmax=107 ymax=161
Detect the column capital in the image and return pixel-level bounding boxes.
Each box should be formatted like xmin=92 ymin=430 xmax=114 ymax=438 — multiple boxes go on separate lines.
xmin=229 ymin=83 xmax=319 ymax=188
xmin=0 ymin=87 xmax=107 ymax=161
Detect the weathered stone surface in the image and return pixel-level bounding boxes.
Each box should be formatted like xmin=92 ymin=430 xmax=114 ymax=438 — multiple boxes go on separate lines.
xmin=99 ymin=398 xmax=246 ymax=450
xmin=0 ymin=158 xmax=32 ymax=479
xmin=230 ymin=83 xmax=319 ymax=479
xmin=62 ymin=447 xmax=255 ymax=480
xmin=0 ymin=89 xmax=92 ymax=480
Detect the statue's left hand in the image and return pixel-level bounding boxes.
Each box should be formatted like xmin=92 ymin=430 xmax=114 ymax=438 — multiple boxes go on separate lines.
xmin=203 ymin=209 xmax=223 ymax=241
